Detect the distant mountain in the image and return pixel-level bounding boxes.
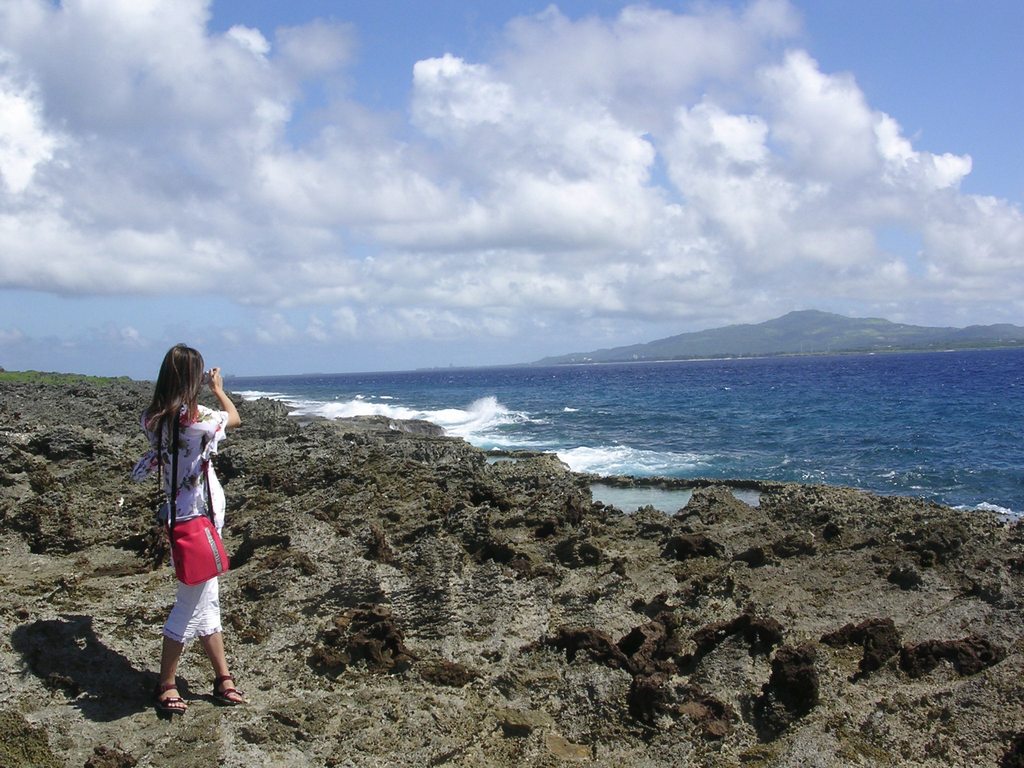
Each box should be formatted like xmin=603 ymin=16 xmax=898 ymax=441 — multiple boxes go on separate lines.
xmin=533 ymin=310 xmax=1024 ymax=365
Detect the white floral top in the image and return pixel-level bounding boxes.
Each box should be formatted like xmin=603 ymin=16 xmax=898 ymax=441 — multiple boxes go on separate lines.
xmin=132 ymin=404 xmax=229 ymax=529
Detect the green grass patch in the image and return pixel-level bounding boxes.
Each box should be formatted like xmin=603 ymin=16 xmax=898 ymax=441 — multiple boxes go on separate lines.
xmin=0 ymin=369 xmax=136 ymax=386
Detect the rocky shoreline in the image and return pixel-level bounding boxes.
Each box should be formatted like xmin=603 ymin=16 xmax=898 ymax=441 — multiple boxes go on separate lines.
xmin=1 ymin=374 xmax=1022 ymax=767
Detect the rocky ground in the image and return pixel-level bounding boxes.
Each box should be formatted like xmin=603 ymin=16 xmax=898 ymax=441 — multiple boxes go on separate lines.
xmin=1 ymin=374 xmax=1023 ymax=768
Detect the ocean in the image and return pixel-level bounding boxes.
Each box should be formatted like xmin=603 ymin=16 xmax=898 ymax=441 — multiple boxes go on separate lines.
xmin=229 ymin=348 xmax=1024 ymax=516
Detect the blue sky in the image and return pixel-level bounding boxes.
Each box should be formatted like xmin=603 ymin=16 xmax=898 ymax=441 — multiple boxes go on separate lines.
xmin=0 ymin=0 xmax=1021 ymax=377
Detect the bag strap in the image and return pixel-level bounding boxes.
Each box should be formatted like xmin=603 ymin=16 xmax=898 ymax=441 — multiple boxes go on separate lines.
xmin=202 ymin=438 xmax=216 ymax=525
xmin=168 ymin=414 xmax=180 ymax=534
xmin=155 ymin=419 xmax=163 ymax=493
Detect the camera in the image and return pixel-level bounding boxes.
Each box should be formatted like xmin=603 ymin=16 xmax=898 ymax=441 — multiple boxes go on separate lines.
xmin=202 ymin=370 xmax=212 ymax=385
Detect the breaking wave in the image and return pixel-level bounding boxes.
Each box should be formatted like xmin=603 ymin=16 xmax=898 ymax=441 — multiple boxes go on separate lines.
xmin=238 ymin=391 xmax=530 ymax=448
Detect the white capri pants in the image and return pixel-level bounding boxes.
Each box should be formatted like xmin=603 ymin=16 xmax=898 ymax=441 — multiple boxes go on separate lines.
xmin=163 ymin=575 xmax=222 ymax=644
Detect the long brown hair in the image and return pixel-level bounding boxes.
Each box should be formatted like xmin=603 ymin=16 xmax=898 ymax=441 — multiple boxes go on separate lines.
xmin=145 ymin=344 xmax=204 ymax=434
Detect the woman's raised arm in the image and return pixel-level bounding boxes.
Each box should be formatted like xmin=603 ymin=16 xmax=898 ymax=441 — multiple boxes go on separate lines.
xmin=208 ymin=368 xmax=241 ymax=429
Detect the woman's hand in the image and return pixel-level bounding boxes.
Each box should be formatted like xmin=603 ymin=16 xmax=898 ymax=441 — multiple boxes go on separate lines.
xmin=207 ymin=367 xmax=225 ymax=394
xmin=207 ymin=367 xmax=241 ymax=429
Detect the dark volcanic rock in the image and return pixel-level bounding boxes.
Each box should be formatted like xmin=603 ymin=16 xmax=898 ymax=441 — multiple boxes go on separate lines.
xmin=771 ymin=530 xmax=816 ymax=558
xmin=733 ymin=545 xmax=769 ymax=567
xmin=553 ymin=535 xmax=603 ymax=567
xmin=899 ymin=634 xmax=1006 ymax=678
xmin=676 ymin=685 xmax=735 ymax=739
xmin=887 ymin=563 xmax=924 ymax=590
xmin=899 ymin=518 xmax=968 ymax=567
xmin=27 ymin=426 xmax=100 ymax=460
xmin=85 ymin=745 xmax=138 ymax=768
xmin=662 ymin=532 xmax=725 ymax=561
xmin=687 ymin=611 xmax=784 ymax=666
xmin=547 ymin=626 xmax=629 ymax=669
xmin=753 ymin=643 xmax=820 ymax=740
xmin=418 ymin=659 xmax=480 ymax=687
xmin=310 ymin=603 xmax=416 ymax=674
xmin=821 ymin=617 xmax=901 ymax=680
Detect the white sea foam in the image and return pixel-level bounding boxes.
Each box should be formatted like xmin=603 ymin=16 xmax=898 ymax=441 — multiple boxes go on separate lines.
xmin=563 ymin=407 xmax=579 ymax=413
xmin=557 ymin=445 xmax=710 ymax=476
xmin=234 ymin=389 xmax=290 ymax=400
xmin=241 ymin=390 xmax=532 ymax=448
xmin=958 ymin=501 xmax=1019 ymax=518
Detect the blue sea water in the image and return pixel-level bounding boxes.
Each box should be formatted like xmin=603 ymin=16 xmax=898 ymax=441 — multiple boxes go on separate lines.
xmin=230 ymin=348 xmax=1024 ymax=516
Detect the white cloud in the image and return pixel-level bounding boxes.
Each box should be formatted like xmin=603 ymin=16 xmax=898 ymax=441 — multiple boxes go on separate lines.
xmin=275 ymin=20 xmax=355 ymax=78
xmin=0 ymin=58 xmax=63 ymax=193
xmin=306 ymin=315 xmax=329 ymax=343
xmin=98 ymin=324 xmax=147 ymax=347
xmin=255 ymin=313 xmax=297 ymax=344
xmin=924 ymin=195 xmax=1024 ymax=280
xmin=0 ymin=0 xmax=1020 ymax=364
xmin=226 ymin=25 xmax=269 ymax=57
xmin=759 ymin=49 xmax=878 ymax=180
xmin=498 ymin=0 xmax=799 ymax=130
xmin=413 ymin=55 xmax=514 ymax=131
xmin=331 ymin=307 xmax=359 ymax=338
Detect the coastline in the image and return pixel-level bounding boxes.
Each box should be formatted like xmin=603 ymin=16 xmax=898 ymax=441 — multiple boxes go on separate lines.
xmin=1 ymin=375 xmax=1023 ymax=766
xmin=225 ymin=356 xmax=1024 ymax=517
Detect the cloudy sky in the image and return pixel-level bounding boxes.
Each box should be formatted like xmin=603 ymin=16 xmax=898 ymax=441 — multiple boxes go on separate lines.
xmin=0 ymin=0 xmax=1021 ymax=377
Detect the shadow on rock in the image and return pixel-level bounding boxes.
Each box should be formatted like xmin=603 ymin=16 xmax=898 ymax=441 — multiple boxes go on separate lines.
xmin=11 ymin=615 xmax=152 ymax=721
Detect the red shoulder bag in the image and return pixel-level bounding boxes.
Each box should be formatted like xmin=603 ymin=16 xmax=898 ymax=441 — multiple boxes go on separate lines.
xmin=164 ymin=416 xmax=230 ymax=585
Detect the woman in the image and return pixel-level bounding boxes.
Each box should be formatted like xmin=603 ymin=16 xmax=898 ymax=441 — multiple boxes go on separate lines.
xmin=132 ymin=344 xmax=243 ymax=714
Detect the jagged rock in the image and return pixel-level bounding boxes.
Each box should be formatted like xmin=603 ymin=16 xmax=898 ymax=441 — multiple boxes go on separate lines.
xmin=662 ymin=532 xmax=725 ymax=560
xmin=366 ymin=522 xmax=395 ymax=563
xmin=676 ymin=685 xmax=735 ymax=739
xmin=687 ymin=611 xmax=784 ymax=665
xmin=630 ymin=591 xmax=675 ymax=618
xmin=546 ymin=626 xmax=629 ymax=669
xmin=733 ymin=545 xmax=769 ymax=567
xmin=617 ymin=613 xmax=682 ymax=675
xmin=753 ymin=643 xmax=819 ymax=740
xmin=627 ymin=672 xmax=672 ymax=722
xmin=899 ymin=635 xmax=1006 ymax=678
xmin=680 ymin=484 xmax=752 ymax=524
xmin=26 ymin=427 xmax=100 ymax=460
xmin=771 ymin=531 xmax=816 ymax=558
xmin=496 ymin=707 xmax=553 ymax=737
xmin=310 ymin=603 xmax=416 ymax=674
xmin=899 ymin=519 xmax=968 ymax=567
xmin=419 ymin=660 xmax=480 ymax=687
xmin=821 ymin=618 xmax=901 ymax=680
xmin=545 ymin=733 xmax=590 ymax=759
xmin=0 ymin=710 xmax=61 ymax=768
xmin=553 ymin=535 xmax=603 ymax=567
xmin=887 ymin=564 xmax=923 ymax=590
xmin=85 ymin=745 xmax=138 ymax=768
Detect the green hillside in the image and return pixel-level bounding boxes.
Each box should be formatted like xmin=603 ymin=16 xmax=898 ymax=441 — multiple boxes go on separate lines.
xmin=534 ymin=310 xmax=1024 ymax=365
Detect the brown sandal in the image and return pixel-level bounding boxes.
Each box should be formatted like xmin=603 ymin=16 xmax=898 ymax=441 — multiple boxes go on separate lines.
xmin=154 ymin=683 xmax=187 ymax=715
xmin=212 ymin=674 xmax=245 ymax=705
